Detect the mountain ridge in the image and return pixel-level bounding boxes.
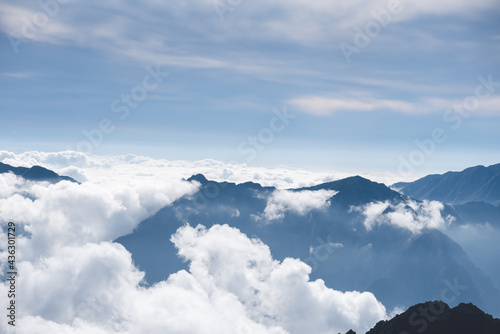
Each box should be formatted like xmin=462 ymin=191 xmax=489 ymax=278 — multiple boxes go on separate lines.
xmin=116 ymin=172 xmax=500 ymax=317
xmin=393 ymin=163 xmax=500 ymax=205
xmin=362 ymin=301 xmax=500 ymax=334
xmin=0 ymin=162 xmax=77 ymax=183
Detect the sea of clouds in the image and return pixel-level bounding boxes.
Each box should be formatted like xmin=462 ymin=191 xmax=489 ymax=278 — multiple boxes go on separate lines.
xmin=0 ymin=150 xmax=389 ymax=333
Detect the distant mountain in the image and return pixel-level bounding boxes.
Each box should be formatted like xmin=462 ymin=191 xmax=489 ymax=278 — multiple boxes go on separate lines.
xmin=364 ymin=301 xmax=500 ymax=334
xmin=368 ymin=230 xmax=500 ymax=314
xmin=116 ymin=173 xmax=500 ymax=317
xmin=393 ymin=163 xmax=500 ymax=205
xmin=450 ymin=201 xmax=500 ymax=227
xmin=0 ymin=162 xmax=77 ymax=183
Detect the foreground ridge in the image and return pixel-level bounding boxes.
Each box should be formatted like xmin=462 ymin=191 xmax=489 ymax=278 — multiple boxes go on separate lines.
xmin=360 ymin=301 xmax=500 ymax=334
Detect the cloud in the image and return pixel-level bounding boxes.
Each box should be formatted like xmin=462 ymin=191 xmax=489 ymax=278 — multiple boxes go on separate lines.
xmin=0 ymin=173 xmax=199 ymax=260
xmin=1 ymin=0 xmax=496 ymax=74
xmin=424 ymin=95 xmax=500 ymax=116
xmin=253 ymin=189 xmax=338 ymax=222
xmin=288 ymin=90 xmax=500 ymax=117
xmin=352 ymin=199 xmax=454 ymax=233
xmin=288 ymin=95 xmax=422 ymax=116
xmin=0 ymin=154 xmax=387 ymax=333
xmin=0 ymin=150 xmax=373 ymax=188
xmin=1 ymin=224 xmax=387 ymax=334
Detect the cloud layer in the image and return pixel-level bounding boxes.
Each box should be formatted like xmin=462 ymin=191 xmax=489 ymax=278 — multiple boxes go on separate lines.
xmin=1 ymin=223 xmax=386 ymax=334
xmin=0 ymin=150 xmax=400 ymax=187
xmin=0 ymin=155 xmax=387 ymax=333
xmin=0 ymin=172 xmax=198 ymax=261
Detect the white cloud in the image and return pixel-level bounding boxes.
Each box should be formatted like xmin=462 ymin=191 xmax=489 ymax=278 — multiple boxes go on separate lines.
xmin=1 ymin=224 xmax=387 ymax=334
xmin=0 ymin=173 xmax=199 ymax=261
xmin=0 ymin=150 xmax=380 ymax=188
xmin=288 ymin=89 xmax=500 ymax=117
xmin=0 ymin=152 xmax=388 ymax=333
xmin=352 ymin=199 xmax=454 ymax=233
xmin=253 ymin=189 xmax=338 ymax=222
xmin=288 ymin=95 xmax=423 ymax=116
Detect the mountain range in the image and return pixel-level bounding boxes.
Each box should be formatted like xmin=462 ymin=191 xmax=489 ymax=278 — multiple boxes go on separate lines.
xmin=393 ymin=163 xmax=500 ymax=206
xmin=3 ymin=160 xmax=499 ymax=322
xmin=116 ymin=165 xmax=500 ymax=317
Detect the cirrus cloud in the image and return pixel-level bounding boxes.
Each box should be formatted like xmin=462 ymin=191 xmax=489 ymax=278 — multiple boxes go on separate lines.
xmin=288 ymin=95 xmax=419 ymax=116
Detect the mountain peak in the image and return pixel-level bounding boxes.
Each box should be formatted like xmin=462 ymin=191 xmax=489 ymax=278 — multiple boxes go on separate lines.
xmin=187 ymin=173 xmax=209 ymax=184
xmin=300 ymin=175 xmax=406 ymax=206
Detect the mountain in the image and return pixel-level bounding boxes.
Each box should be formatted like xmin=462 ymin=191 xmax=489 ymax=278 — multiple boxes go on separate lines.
xmin=393 ymin=163 xmax=500 ymax=205
xmin=368 ymin=229 xmax=500 ymax=313
xmin=116 ymin=173 xmax=500 ymax=317
xmin=116 ymin=174 xmax=410 ymax=286
xmin=450 ymin=201 xmax=500 ymax=227
xmin=0 ymin=162 xmax=77 ymax=183
xmin=365 ymin=301 xmax=500 ymax=334
xmin=299 ymin=175 xmax=407 ymax=206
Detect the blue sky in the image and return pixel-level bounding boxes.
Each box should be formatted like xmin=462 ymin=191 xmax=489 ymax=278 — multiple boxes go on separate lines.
xmin=1 ymin=0 xmax=499 ymax=179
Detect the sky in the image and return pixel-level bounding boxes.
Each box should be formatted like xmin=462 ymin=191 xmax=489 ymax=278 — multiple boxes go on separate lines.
xmin=1 ymin=0 xmax=500 ymax=181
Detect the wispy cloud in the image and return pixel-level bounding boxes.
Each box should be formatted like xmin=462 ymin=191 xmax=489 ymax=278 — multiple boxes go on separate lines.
xmin=1 ymin=0 xmax=496 ymax=73
xmin=288 ymin=95 xmax=418 ymax=115
xmin=289 ymin=93 xmax=500 ymax=116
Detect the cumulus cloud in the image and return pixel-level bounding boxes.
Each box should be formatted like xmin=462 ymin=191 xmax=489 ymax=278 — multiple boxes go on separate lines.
xmin=1 ymin=224 xmax=386 ymax=334
xmin=0 ymin=153 xmax=389 ymax=333
xmin=352 ymin=199 xmax=454 ymax=234
xmin=253 ymin=189 xmax=338 ymax=222
xmin=0 ymin=173 xmax=198 ymax=261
